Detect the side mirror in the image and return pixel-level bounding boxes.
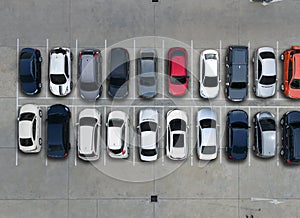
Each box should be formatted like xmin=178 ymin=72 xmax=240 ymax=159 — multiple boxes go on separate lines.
xmin=225 ymin=82 xmax=229 ymax=86
xmin=105 ymin=123 xmax=108 ymax=127
xmin=226 ymin=64 xmax=229 ymax=68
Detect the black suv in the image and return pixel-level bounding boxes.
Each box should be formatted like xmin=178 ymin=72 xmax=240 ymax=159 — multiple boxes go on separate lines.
xmin=280 ymin=111 xmax=300 ymax=164
xmin=225 ymin=46 xmax=248 ymax=101
xmin=19 ymin=48 xmax=42 ymax=95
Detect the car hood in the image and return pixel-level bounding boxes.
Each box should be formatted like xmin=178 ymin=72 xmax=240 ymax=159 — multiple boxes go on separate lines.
xmin=21 ymin=81 xmax=38 ymax=94
xmin=108 ymin=83 xmax=128 ymax=98
xmin=257 ymin=83 xmax=276 ymax=98
xmin=228 ymin=87 xmax=247 ymax=101
xmin=79 ymin=126 xmax=94 ymax=154
xmin=141 ymin=131 xmax=156 ymax=150
xmin=262 ymin=131 xmax=276 ymax=156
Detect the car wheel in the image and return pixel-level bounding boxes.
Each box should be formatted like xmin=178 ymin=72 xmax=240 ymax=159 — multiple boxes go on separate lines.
xmin=280 ymin=149 xmax=284 ymax=156
xmin=39 ymin=138 xmax=42 ymax=145
xmin=280 ymin=54 xmax=284 ymax=61
xmin=38 ymin=83 xmax=42 ymax=88
xmin=39 ymin=57 xmax=43 ymax=62
xmin=280 ymin=83 xmax=284 ymax=91
xmin=39 ymin=110 xmax=43 ymax=118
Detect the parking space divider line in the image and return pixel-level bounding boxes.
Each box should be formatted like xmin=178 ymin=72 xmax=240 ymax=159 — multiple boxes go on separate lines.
xmin=248 ymin=41 xmax=253 ymax=100
xmin=190 ymin=40 xmax=194 ymax=99
xmin=46 ymin=38 xmax=49 ymax=98
xmin=16 ymin=38 xmax=19 ymax=167
xmin=104 ymin=39 xmax=107 ymax=99
xmin=74 ymin=106 xmax=77 ymax=167
xmin=277 ymin=107 xmax=280 ymax=167
xmin=103 ymin=106 xmax=107 ymax=166
xmin=219 ymin=108 xmax=222 ymax=164
xmin=248 ymin=107 xmax=251 ymax=167
xmin=133 ymin=106 xmax=136 ymax=166
xmin=162 ymin=40 xmax=165 ymax=99
xmin=133 ymin=39 xmax=136 ymax=99
xmin=190 ymin=107 xmax=193 ymax=166
xmin=161 ymin=107 xmax=165 ymax=166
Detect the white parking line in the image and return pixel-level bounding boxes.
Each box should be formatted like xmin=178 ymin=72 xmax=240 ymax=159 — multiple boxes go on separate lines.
xmin=219 ymin=108 xmax=222 ymax=164
xmin=133 ymin=107 xmax=136 ymax=166
xmin=103 ymin=106 xmax=107 ymax=166
xmin=46 ymin=38 xmax=49 ymax=98
xmin=190 ymin=107 xmax=193 ymax=166
xmin=190 ymin=40 xmax=194 ymax=99
xmin=133 ymin=39 xmax=136 ymax=99
xmin=161 ymin=107 xmax=165 ymax=166
xmin=277 ymin=107 xmax=280 ymax=167
xmin=248 ymin=107 xmax=251 ymax=167
xmin=104 ymin=39 xmax=107 ymax=98
xmin=248 ymin=41 xmax=253 ymax=100
xmin=16 ymin=38 xmax=19 ymax=167
xmin=162 ymin=40 xmax=165 ymax=99
xmin=276 ymin=41 xmax=280 ymax=99
xmin=74 ymin=106 xmax=77 ymax=167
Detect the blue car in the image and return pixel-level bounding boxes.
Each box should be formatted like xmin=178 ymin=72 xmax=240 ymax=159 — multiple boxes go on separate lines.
xmin=19 ymin=48 xmax=42 ymax=95
xmin=226 ymin=110 xmax=249 ymax=160
xmin=47 ymin=104 xmax=71 ymax=158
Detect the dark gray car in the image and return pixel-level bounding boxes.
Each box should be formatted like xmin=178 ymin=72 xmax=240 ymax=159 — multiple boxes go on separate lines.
xmin=108 ymin=48 xmax=130 ymax=99
xmin=138 ymin=48 xmax=157 ymax=98
xmin=225 ymin=46 xmax=248 ymax=102
xmin=78 ymin=49 xmax=102 ymax=101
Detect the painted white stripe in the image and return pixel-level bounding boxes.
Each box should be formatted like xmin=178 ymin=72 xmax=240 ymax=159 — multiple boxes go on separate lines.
xmin=133 ymin=107 xmax=136 ymax=166
xmin=161 ymin=107 xmax=165 ymax=166
xmin=277 ymin=107 xmax=280 ymax=166
xmin=104 ymin=39 xmax=107 ymax=98
xmin=162 ymin=40 xmax=165 ymax=99
xmin=103 ymin=106 xmax=107 ymax=166
xmin=133 ymin=39 xmax=136 ymax=99
xmin=190 ymin=40 xmax=194 ymax=99
xmin=16 ymin=38 xmax=19 ymax=167
xmin=219 ymin=108 xmax=222 ymax=164
xmin=190 ymin=107 xmax=193 ymax=166
xmin=46 ymin=38 xmax=49 ymax=98
xmin=248 ymin=41 xmax=253 ymax=100
xmin=74 ymin=106 xmax=78 ymax=166
xmin=248 ymin=107 xmax=251 ymax=167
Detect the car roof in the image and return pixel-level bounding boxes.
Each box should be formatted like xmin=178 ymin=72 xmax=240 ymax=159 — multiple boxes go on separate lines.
xmin=261 ymin=59 xmax=276 ymax=76
xmin=230 ymin=46 xmax=248 ymax=64
xmin=50 ymin=53 xmax=65 ymax=75
xmin=141 ymin=59 xmax=155 ymax=76
xmin=292 ymin=128 xmax=300 ymax=159
xmin=81 ymin=55 xmax=96 ymax=83
xmin=110 ymin=48 xmax=129 ymax=77
xmin=286 ymin=111 xmax=300 ymax=124
xmin=171 ymin=56 xmax=186 ymax=76
xmin=231 ymin=65 xmax=247 ymax=82
xmin=261 ymin=131 xmax=276 ymax=156
xmin=294 ymin=54 xmax=300 ymax=79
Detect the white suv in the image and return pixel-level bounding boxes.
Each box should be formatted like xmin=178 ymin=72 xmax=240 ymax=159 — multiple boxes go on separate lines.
xmin=18 ymin=104 xmax=42 ymax=153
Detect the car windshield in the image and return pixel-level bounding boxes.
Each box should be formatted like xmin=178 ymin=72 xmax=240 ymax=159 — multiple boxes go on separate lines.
xmin=230 ymin=82 xmax=246 ymax=89
xmin=140 ymin=77 xmax=155 ymax=86
xmin=200 ymin=119 xmax=216 ymax=128
xmin=232 ymin=146 xmax=247 ymax=154
xmin=80 ymin=117 xmax=97 ymax=126
xmin=173 ymin=134 xmax=184 ymax=148
xmin=290 ymin=79 xmax=300 ymax=89
xmin=203 ymin=76 xmax=218 ymax=87
xmin=260 ymin=75 xmax=276 ymax=85
xmin=20 ymin=138 xmax=33 ymax=146
xmin=50 ymin=74 xmax=67 ymax=84
xmin=20 ymin=52 xmax=32 ymax=59
xmin=141 ymin=148 xmax=157 ymax=156
xmin=80 ymin=82 xmax=99 ymax=91
xmin=201 ymin=146 xmax=216 ymax=154
xmin=260 ymin=118 xmax=275 ymax=131
xmin=140 ymin=121 xmax=157 ymax=132
xmin=231 ymin=122 xmax=248 ymax=129
xmin=20 ymin=112 xmax=34 ymax=121
xmin=20 ymin=74 xmax=34 ymax=83
xmin=260 ymin=52 xmax=275 ymax=59
xmin=205 ymin=54 xmax=217 ymax=60
xmin=108 ymin=119 xmax=123 ymax=127
xmin=48 ymin=114 xmax=65 ymax=123
xmin=170 ymin=76 xmax=186 ymax=85
xmin=48 ymin=144 xmax=63 ymax=152
xmin=170 ymin=119 xmax=186 ymax=131
xmin=110 ymin=78 xmax=126 ymax=87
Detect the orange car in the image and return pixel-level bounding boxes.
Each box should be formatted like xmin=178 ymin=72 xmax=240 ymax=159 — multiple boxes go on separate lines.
xmin=280 ymin=46 xmax=300 ymax=98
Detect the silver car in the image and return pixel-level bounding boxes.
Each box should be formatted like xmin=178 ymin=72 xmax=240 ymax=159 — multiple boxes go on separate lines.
xmin=138 ymin=48 xmax=157 ymax=98
xmin=253 ymin=47 xmax=277 ymax=98
xmin=253 ymin=111 xmax=276 ymax=158
xmin=78 ymin=49 xmax=102 ymax=101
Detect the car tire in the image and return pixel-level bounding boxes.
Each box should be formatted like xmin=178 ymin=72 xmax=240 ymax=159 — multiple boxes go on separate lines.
xmin=280 ymin=54 xmax=284 ymax=61
xmin=39 ymin=57 xmax=43 ymax=63
xmin=280 ymin=149 xmax=284 ymax=156
xmin=38 ymin=83 xmax=42 ymax=88
xmin=39 ymin=110 xmax=43 ymax=118
xmin=39 ymin=138 xmax=42 ymax=145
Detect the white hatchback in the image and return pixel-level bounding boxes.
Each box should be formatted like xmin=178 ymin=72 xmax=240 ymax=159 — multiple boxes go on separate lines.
xmin=106 ymin=111 xmax=130 ymax=159
xmin=77 ymin=109 xmax=101 ymax=161
xmin=199 ymin=49 xmax=220 ymax=98
xmin=18 ymin=104 xmax=42 ymax=153
xmin=49 ymin=47 xmax=72 ymax=96
xmin=166 ymin=109 xmax=188 ymax=160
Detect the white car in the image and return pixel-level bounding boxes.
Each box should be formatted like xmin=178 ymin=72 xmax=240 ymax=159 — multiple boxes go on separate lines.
xmin=253 ymin=47 xmax=277 ymax=98
xmin=77 ymin=109 xmax=101 ymax=161
xmin=196 ymin=108 xmax=218 ymax=160
xmin=106 ymin=111 xmax=130 ymax=159
xmin=18 ymin=104 xmax=42 ymax=153
xmin=49 ymin=47 xmax=72 ymax=96
xmin=166 ymin=109 xmax=188 ymax=160
xmin=137 ymin=109 xmax=159 ymax=162
xmin=199 ymin=49 xmax=220 ymax=98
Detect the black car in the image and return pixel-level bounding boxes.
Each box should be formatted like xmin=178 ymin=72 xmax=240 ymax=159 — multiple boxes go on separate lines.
xmin=225 ymin=46 xmax=248 ymax=101
xmin=108 ymin=48 xmax=130 ymax=99
xmin=280 ymin=111 xmax=300 ymax=164
xmin=226 ymin=110 xmax=249 ymax=160
xmin=47 ymin=104 xmax=71 ymax=158
xmin=19 ymin=48 xmax=42 ymax=95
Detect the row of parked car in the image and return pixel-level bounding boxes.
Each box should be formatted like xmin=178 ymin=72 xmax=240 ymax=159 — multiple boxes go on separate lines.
xmin=17 ymin=104 xmax=300 ymax=164
xmin=19 ymin=45 xmax=300 ymax=100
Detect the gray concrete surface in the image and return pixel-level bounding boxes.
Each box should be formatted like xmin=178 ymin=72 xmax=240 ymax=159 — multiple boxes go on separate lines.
xmin=1 ymin=0 xmax=300 ymax=217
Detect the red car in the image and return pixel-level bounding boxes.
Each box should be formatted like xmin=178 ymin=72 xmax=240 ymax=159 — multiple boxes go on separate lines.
xmin=280 ymin=46 xmax=300 ymax=99
xmin=168 ymin=47 xmax=188 ymax=96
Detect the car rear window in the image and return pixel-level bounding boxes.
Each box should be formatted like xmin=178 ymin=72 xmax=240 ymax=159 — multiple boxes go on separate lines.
xmin=20 ymin=112 xmax=34 ymax=121
xmin=173 ymin=134 xmax=184 ymax=148
xmin=260 ymin=118 xmax=275 ymax=131
xmin=170 ymin=119 xmax=186 ymax=131
xmin=80 ymin=117 xmax=97 ymax=126
xmin=203 ymin=76 xmax=218 ymax=87
xmin=200 ymin=119 xmax=216 ymax=129
xmin=20 ymin=52 xmax=32 ymax=59
xmin=170 ymin=76 xmax=186 ymax=84
xmin=260 ymin=75 xmax=276 ymax=85
xmin=108 ymin=119 xmax=123 ymax=127
xmin=50 ymin=74 xmax=67 ymax=84
xmin=201 ymin=146 xmax=216 ymax=154
xmin=48 ymin=144 xmax=63 ymax=152
xmin=140 ymin=121 xmax=157 ymax=132
xmin=290 ymin=79 xmax=300 ymax=89
xmin=260 ymin=52 xmax=275 ymax=59
xmin=230 ymin=82 xmax=246 ymax=89
xmin=141 ymin=148 xmax=157 ymax=156
xmin=20 ymin=138 xmax=33 ymax=146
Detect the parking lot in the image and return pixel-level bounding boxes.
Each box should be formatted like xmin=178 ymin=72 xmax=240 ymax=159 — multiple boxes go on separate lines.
xmin=1 ymin=0 xmax=300 ymax=217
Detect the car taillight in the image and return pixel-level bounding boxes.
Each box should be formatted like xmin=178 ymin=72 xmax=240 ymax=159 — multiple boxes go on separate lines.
xmin=78 ymin=152 xmax=80 ymax=156
xmin=122 ymin=150 xmax=126 ymax=155
xmin=79 ymin=52 xmax=82 ymax=58
xmin=287 ymin=159 xmax=291 ymax=163
xmin=64 ymin=152 xmax=68 ymax=157
xmin=228 ymin=155 xmax=233 ymax=159
xmin=94 ymin=52 xmax=99 ymax=57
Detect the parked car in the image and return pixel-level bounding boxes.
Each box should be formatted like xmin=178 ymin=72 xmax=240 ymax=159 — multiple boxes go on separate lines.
xmin=196 ymin=108 xmax=218 ymax=160
xmin=18 ymin=104 xmax=42 ymax=153
xmin=77 ymin=109 xmax=101 ymax=161
xmin=49 ymin=47 xmax=72 ymax=96
xmin=168 ymin=47 xmax=188 ymax=96
xmin=108 ymin=48 xmax=130 ymax=99
xmin=19 ymin=48 xmax=42 ymax=95
xmin=106 ymin=111 xmax=130 ymax=158
xmin=280 ymin=46 xmax=300 ymax=99
xmin=137 ymin=109 xmax=159 ymax=161
xmin=253 ymin=112 xmax=276 ymax=158
xmin=280 ymin=111 xmax=300 ymax=164
xmin=199 ymin=49 xmax=220 ymax=98
xmin=226 ymin=110 xmax=248 ymax=160
xmin=138 ymin=48 xmax=157 ymax=98
xmin=78 ymin=49 xmax=102 ymax=101
xmin=225 ymin=46 xmax=248 ymax=101
xmin=253 ymin=47 xmax=277 ymax=98
xmin=47 ymin=104 xmax=71 ymax=158
xmin=166 ymin=109 xmax=188 ymax=160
